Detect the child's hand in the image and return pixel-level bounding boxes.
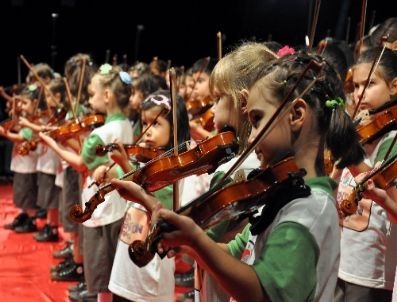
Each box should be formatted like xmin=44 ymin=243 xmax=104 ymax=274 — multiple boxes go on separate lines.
xmin=110 ymin=141 xmax=129 ymax=167
xmin=153 ymin=208 xmax=202 ymax=258
xmin=110 ymin=178 xmax=160 ymax=210
xmin=18 ymin=116 xmax=30 ymax=127
xmin=0 ymin=126 xmax=5 ymax=136
xmin=39 ymin=131 xmax=56 ymax=148
xmin=92 ymin=165 xmax=109 ymax=184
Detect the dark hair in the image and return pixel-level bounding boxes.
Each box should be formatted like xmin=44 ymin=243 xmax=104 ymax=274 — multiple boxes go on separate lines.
xmin=355 ymin=47 xmax=397 ymax=83
xmin=64 ymin=53 xmax=96 ymax=106
xmin=95 ymin=66 xmax=131 ymax=109
xmin=192 ymin=57 xmax=217 ymax=75
xmin=20 ymin=84 xmax=40 ymax=100
xmin=26 ymin=63 xmax=55 ymax=84
xmin=48 ymin=77 xmax=67 ymax=109
xmin=370 ymin=17 xmax=397 ymax=46
xmin=251 ymin=51 xmax=364 ymax=173
xmin=141 ymin=89 xmax=190 ymax=150
xmin=316 ymin=39 xmax=354 ymax=81
xmin=262 ymin=41 xmax=283 ymax=53
xmin=133 ymin=73 xmax=168 ymax=98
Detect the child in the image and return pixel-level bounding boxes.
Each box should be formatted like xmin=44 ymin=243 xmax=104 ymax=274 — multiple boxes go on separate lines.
xmin=334 ymin=47 xmax=397 ymax=302
xmin=111 ymin=51 xmax=364 ymax=302
xmin=40 ymin=64 xmax=133 ymax=302
xmin=188 ymin=57 xmax=217 ymax=140
xmin=108 ymin=89 xmax=190 ymax=301
xmin=191 ymin=42 xmax=278 ymax=302
xmin=19 ymin=78 xmax=65 ymax=242
xmin=128 ymin=73 xmax=167 ymax=139
xmin=0 ymin=85 xmax=39 ymax=232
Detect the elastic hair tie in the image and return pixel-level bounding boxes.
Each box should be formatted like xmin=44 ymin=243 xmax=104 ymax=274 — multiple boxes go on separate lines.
xmin=119 ymin=71 xmax=132 ymax=85
xmin=325 ymin=97 xmax=345 ymax=110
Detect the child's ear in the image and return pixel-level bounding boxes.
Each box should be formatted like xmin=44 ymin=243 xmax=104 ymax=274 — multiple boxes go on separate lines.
xmin=239 ymin=89 xmax=249 ymax=112
xmin=289 ymin=98 xmax=307 ymax=130
xmin=389 ymin=77 xmax=397 ymax=96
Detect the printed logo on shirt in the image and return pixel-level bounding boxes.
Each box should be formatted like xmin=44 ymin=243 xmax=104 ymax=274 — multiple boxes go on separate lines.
xmin=119 ymin=205 xmax=149 ymax=244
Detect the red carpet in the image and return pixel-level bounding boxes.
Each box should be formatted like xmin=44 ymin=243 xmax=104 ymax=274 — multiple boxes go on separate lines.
xmin=0 ymin=184 xmax=192 ymax=302
xmin=0 ymin=184 xmax=74 ymax=302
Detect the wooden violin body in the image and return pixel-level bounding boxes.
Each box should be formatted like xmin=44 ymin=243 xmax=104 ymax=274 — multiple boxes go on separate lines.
xmin=357 ymin=102 xmax=397 ymax=145
xmin=69 ymin=130 xmax=239 ymax=223
xmin=96 ymin=143 xmax=165 ymax=163
xmin=129 ymin=156 xmax=309 ymax=267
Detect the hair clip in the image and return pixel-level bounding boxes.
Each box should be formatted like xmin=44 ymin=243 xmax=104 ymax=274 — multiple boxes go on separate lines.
xmin=277 ymin=45 xmax=296 ymax=57
xmin=119 ymin=71 xmax=132 ymax=85
xmin=99 ymin=63 xmax=112 ymax=75
xmin=28 ymin=84 xmax=38 ymax=91
xmin=145 ymin=94 xmax=171 ymax=110
xmin=325 ymin=97 xmax=345 ymax=110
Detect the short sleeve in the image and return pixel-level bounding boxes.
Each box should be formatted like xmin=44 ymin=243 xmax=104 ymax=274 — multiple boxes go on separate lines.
xmin=19 ymin=127 xmax=33 ymax=140
xmin=153 ymin=185 xmax=173 ymax=210
xmin=375 ymin=136 xmax=397 ymax=163
xmin=81 ymin=134 xmax=108 ymax=170
xmin=253 ymin=222 xmax=318 ymax=302
xmin=227 ymin=224 xmax=251 ymax=258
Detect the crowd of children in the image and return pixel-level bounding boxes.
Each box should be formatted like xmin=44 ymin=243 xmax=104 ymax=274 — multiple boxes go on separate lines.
xmin=1 ymin=16 xmax=397 ymax=302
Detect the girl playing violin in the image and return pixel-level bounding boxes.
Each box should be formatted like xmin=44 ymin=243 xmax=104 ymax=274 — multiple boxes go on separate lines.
xmin=192 ymin=42 xmax=278 ymax=302
xmin=0 ymin=85 xmax=39 ymax=233
xmin=108 ymin=90 xmax=190 ymax=302
xmin=188 ymin=57 xmax=217 ymax=140
xmin=51 ymin=53 xmax=96 ymax=284
xmin=111 ymin=51 xmax=364 ymax=302
xmin=335 ymin=47 xmax=397 ymax=302
xmin=19 ymin=78 xmax=64 ymax=243
xmin=39 ymin=64 xmax=133 ymax=301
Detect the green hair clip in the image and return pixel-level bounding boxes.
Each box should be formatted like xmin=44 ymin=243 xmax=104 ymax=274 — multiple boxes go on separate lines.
xmin=28 ymin=84 xmax=38 ymax=92
xmin=325 ymin=97 xmax=345 ymax=110
xmin=99 ymin=63 xmax=112 ymax=75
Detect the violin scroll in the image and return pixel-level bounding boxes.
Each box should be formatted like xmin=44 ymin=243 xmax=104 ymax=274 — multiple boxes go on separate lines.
xmin=69 ymin=187 xmax=109 ymax=223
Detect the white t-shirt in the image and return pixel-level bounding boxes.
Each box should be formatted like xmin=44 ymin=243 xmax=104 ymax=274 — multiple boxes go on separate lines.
xmin=81 ymin=115 xmax=133 ymax=227
xmin=338 ymin=131 xmax=397 ymax=290
xmin=36 ymin=144 xmax=62 ymax=175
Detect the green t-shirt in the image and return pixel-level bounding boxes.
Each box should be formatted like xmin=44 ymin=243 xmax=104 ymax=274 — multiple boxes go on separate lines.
xmin=375 ymin=135 xmax=397 ymax=163
xmin=19 ymin=127 xmax=33 ymax=140
xmin=81 ymin=112 xmax=126 ymax=170
xmin=227 ymin=176 xmax=335 ymax=302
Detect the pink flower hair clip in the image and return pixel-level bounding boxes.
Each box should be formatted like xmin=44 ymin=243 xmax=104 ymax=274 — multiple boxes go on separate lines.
xmin=277 ymin=45 xmax=296 ymax=57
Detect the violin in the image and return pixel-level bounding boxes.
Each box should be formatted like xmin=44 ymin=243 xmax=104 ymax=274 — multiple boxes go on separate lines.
xmin=128 ymin=156 xmax=310 ymax=267
xmin=16 ymin=113 xmax=105 ymax=155
xmin=191 ymin=107 xmax=214 ymax=131
xmin=96 ymin=143 xmax=166 ymax=163
xmin=323 ymin=148 xmax=334 ymax=175
xmin=356 ymin=97 xmax=397 ymax=145
xmin=69 ymin=130 xmax=239 ymax=223
xmin=186 ymin=96 xmax=213 ymax=116
xmin=339 ymin=152 xmax=397 ymax=216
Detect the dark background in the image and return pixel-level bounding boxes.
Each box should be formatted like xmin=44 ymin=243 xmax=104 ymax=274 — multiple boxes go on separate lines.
xmin=0 ymin=0 xmax=392 ymax=86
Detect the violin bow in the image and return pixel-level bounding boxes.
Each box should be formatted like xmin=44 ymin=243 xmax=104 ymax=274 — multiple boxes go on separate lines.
xmin=169 ymin=67 xmax=180 ymax=211
xmin=216 ymin=59 xmax=325 ymax=188
xmin=75 ymin=56 xmax=87 ymax=118
xmin=217 ymin=32 xmax=222 ymax=61
xmin=357 ymin=0 xmax=368 ymax=56
xmin=20 ymin=55 xmax=57 ymax=116
xmin=352 ymin=37 xmax=388 ymax=119
xmin=63 ymin=77 xmax=79 ymax=123
xmin=308 ymin=0 xmax=321 ymax=51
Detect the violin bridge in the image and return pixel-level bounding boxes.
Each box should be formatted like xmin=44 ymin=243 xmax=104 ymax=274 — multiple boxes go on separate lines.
xmin=234 ymin=169 xmax=246 ymax=182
